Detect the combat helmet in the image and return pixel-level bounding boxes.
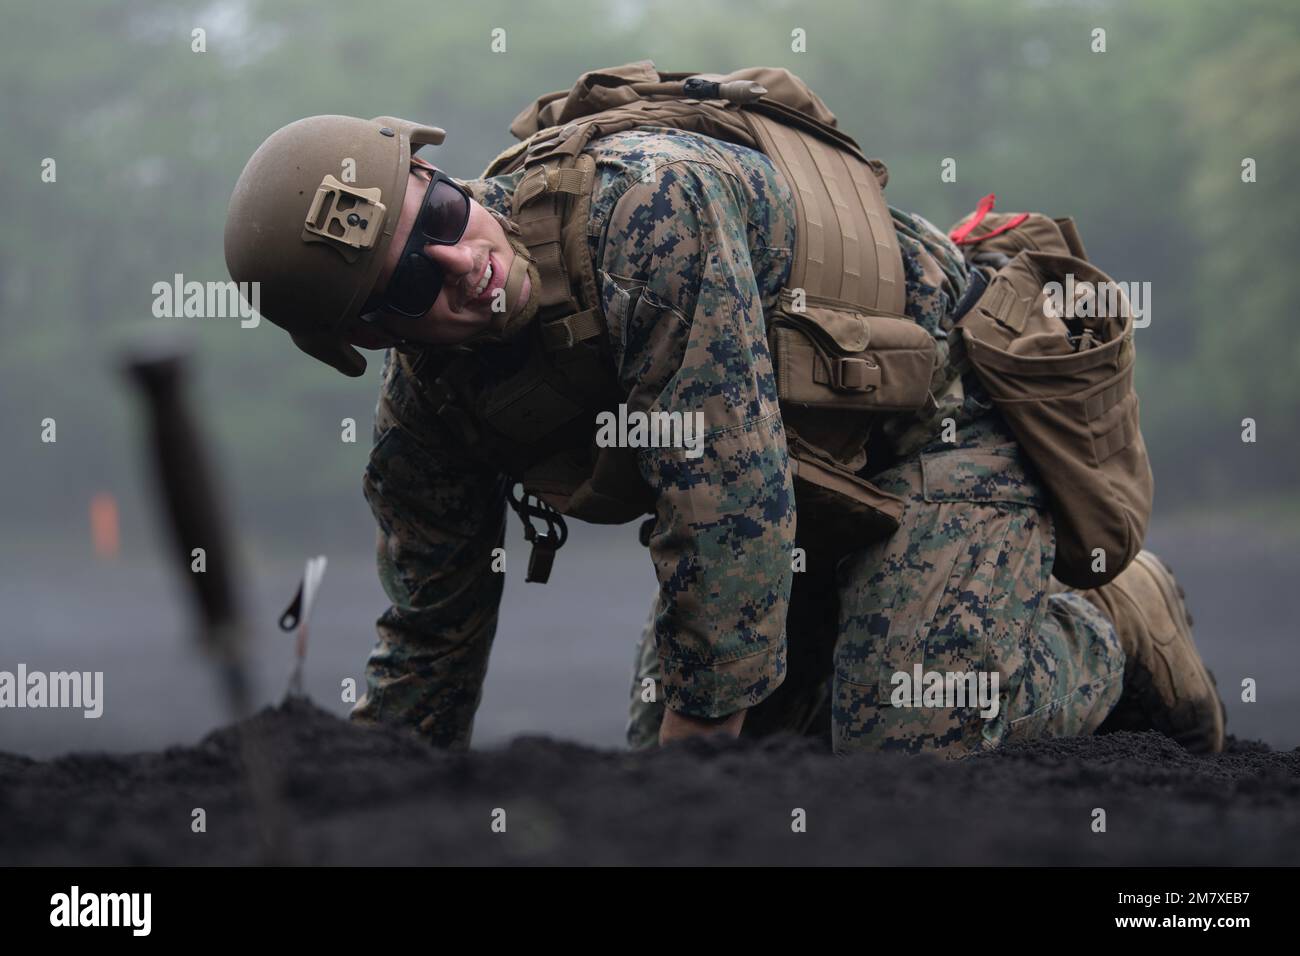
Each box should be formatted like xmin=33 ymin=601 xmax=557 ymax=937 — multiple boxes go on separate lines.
xmin=224 ymin=115 xmax=445 ymax=376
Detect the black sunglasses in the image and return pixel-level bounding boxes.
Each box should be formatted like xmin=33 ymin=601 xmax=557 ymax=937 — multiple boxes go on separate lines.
xmin=362 ymin=168 xmax=471 ymax=321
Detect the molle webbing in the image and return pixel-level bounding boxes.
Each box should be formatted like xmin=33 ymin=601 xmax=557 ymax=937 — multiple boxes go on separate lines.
xmin=744 ymin=112 xmax=904 ymax=316
xmin=511 ymin=152 xmax=598 ymax=319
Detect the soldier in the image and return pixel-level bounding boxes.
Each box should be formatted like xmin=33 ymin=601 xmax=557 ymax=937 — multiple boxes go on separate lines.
xmin=224 ymin=65 xmax=1225 ymax=755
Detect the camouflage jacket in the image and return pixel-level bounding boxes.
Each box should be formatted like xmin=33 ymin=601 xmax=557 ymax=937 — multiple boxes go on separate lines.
xmin=363 ymin=129 xmax=980 ymax=743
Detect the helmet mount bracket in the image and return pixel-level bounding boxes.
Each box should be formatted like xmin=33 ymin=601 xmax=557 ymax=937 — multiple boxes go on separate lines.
xmin=301 ymin=175 xmax=387 ymax=258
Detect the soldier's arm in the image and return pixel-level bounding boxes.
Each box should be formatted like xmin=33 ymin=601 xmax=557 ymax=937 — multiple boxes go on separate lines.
xmin=598 ymin=158 xmax=796 ymax=724
xmin=353 ymin=349 xmax=509 ymax=749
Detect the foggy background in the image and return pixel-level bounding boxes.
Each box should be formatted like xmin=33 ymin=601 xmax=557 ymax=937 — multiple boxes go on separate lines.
xmin=2 ymin=0 xmax=1297 ymax=757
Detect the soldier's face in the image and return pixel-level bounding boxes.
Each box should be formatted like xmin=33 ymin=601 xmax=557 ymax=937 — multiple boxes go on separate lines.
xmin=350 ymin=166 xmax=531 ymax=348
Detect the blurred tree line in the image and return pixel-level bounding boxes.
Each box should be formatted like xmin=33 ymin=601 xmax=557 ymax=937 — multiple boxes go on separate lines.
xmin=2 ymin=0 xmax=1296 ymax=558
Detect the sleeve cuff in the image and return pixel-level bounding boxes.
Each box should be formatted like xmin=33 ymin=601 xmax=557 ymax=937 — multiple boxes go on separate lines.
xmin=659 ymin=640 xmax=787 ymax=719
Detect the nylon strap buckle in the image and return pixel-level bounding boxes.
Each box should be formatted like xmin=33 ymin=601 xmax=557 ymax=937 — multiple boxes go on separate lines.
xmin=540 ymin=309 xmax=603 ymax=351
xmin=815 ymin=355 xmax=880 ymax=392
xmin=513 ymin=160 xmax=591 ymax=211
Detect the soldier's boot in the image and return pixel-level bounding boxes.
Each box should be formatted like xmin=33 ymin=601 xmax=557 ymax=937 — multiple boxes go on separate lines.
xmin=1073 ymin=550 xmax=1225 ymax=754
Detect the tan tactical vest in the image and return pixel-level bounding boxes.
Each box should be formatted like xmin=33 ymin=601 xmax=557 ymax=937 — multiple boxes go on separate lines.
xmin=417 ymin=63 xmax=941 ymax=578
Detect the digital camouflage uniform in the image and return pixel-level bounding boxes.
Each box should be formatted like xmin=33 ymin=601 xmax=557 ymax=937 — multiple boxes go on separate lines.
xmin=351 ymin=128 xmax=1125 ymax=754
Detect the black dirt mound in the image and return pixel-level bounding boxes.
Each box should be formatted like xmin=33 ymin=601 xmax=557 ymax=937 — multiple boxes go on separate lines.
xmin=2 ymin=698 xmax=1296 ymax=865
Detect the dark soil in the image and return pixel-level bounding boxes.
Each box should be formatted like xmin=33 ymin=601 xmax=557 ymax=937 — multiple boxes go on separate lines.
xmin=2 ymin=698 xmax=1296 ymax=866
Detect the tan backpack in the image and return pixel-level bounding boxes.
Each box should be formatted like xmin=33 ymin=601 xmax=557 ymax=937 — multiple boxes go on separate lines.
xmin=948 ymin=195 xmax=1154 ymax=587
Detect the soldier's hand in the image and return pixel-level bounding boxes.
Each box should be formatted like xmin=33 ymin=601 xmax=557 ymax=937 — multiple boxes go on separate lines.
xmin=658 ymin=707 xmax=746 ymax=745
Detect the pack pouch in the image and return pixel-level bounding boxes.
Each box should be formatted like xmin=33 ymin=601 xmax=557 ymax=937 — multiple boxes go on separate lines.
xmin=769 ymin=288 xmax=937 ymax=414
xmin=955 ymin=250 xmax=1152 ymax=587
xmin=766 ymin=287 xmax=936 ymax=556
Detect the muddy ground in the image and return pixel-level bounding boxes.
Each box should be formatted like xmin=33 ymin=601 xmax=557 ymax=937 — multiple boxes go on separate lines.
xmin=2 ymin=697 xmax=1296 ymax=866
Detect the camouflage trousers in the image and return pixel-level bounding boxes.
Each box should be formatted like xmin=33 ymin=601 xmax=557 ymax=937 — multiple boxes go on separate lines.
xmin=628 ymin=417 xmax=1127 ymax=755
